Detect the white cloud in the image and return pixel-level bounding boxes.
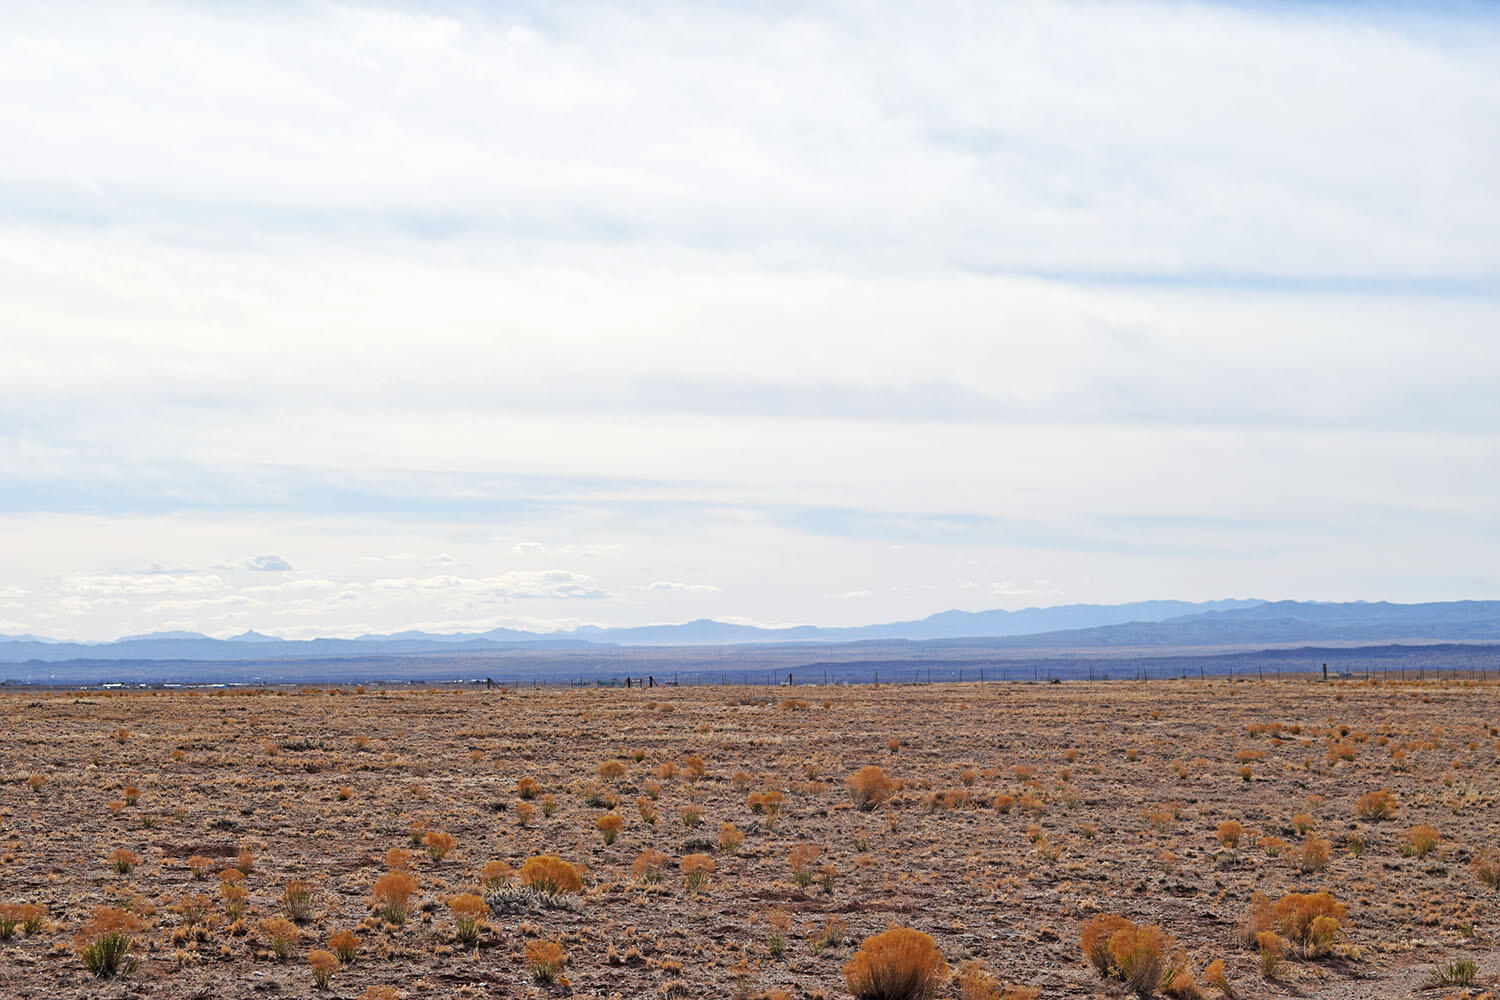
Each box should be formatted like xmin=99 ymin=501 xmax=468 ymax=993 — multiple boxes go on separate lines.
xmin=244 ymin=553 xmax=294 ymax=572
xmin=371 ymin=570 xmax=608 ymax=600
xmin=0 ymin=1 xmax=1495 ymax=640
xmin=990 ymin=580 xmax=1064 ymax=598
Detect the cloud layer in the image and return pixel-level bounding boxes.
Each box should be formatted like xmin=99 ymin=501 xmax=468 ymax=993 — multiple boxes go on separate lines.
xmin=2 ymin=1 xmax=1497 ymax=640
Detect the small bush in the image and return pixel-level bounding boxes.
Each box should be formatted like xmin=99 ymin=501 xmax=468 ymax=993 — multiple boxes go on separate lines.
xmin=75 ymin=906 xmax=144 ymax=977
xmin=371 ymin=871 xmax=418 ymax=924
xmin=1472 ymin=849 xmax=1500 ymax=889
xmin=843 ymin=927 xmax=948 ymax=1000
xmin=789 ymin=844 xmax=822 ymax=887
xmin=221 ymin=882 xmax=249 ymax=921
xmin=1295 ymin=834 xmax=1332 ymax=873
xmin=1080 ymin=913 xmax=1132 ymax=976
xmin=720 ymin=822 xmax=744 ymax=853
xmin=111 ymin=848 xmax=139 ymax=875
xmin=448 ymin=892 xmax=487 ymax=944
xmin=308 ymin=949 xmax=339 ymax=989
xmin=281 ymin=879 xmax=318 ymax=922
xmin=1267 ymin=891 xmax=1346 ymax=956
xmin=1201 ymin=958 xmax=1231 ymax=997
xmin=1256 ymin=932 xmax=1284 ymax=978
xmin=1354 ymin=789 xmax=1397 ymax=820
xmin=1402 ymin=824 xmax=1441 ymax=858
xmin=260 ymin=916 xmax=299 ymax=961
xmin=328 ymin=928 xmax=360 ymax=963
xmin=847 ymin=766 xmax=895 ymax=810
xmin=1216 ymin=821 xmax=1242 ymax=850
xmin=682 ymin=852 xmax=715 ymax=891
xmin=519 ymin=855 xmax=583 ymax=896
xmin=597 ymin=813 xmax=624 ymax=845
xmin=422 ymin=830 xmax=455 ymax=860
xmin=1160 ymin=956 xmax=1205 ymax=1000
xmin=19 ymin=903 xmax=45 ymax=935
xmin=174 ymin=892 xmax=213 ymax=926
xmin=1109 ymin=923 xmax=1173 ymax=995
xmin=957 ymin=958 xmax=1038 ymax=1000
xmin=631 ymin=847 xmax=668 ymax=884
xmin=526 ymin=939 xmax=569 ymax=983
xmin=1426 ymin=958 xmax=1479 ymax=988
xmin=480 ymin=860 xmax=513 ymax=891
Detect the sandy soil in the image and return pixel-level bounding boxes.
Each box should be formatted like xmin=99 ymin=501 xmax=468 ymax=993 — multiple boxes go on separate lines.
xmin=2 ymin=677 xmax=1497 ymax=999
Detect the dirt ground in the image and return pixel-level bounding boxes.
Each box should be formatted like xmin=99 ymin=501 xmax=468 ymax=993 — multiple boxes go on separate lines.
xmin=2 ymin=676 xmax=1497 ymax=999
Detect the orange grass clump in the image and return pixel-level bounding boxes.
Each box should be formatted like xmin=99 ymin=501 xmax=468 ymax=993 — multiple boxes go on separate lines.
xmin=1473 ymin=850 xmax=1500 ymax=889
xmin=328 ymin=928 xmax=360 ymax=963
xmin=1402 ymin=824 xmax=1441 ymax=858
xmin=307 ymin=948 xmax=339 ymax=989
xmin=1108 ymin=923 xmax=1173 ymax=995
xmin=847 ymin=765 xmax=895 ymax=811
xmin=448 ymin=892 xmax=487 ymax=944
xmin=526 ymin=939 xmax=569 ymax=982
xmin=280 ymin=879 xmax=318 ymax=922
xmin=1080 ymin=913 xmax=1175 ymax=994
xmin=681 ymin=852 xmax=715 ymax=890
xmin=1354 ymin=789 xmax=1397 ymax=820
xmin=1080 ymin=914 xmax=1132 ymax=976
xmin=371 ymin=871 xmax=418 ymax=924
xmin=842 ymin=926 xmax=949 ymax=1000
xmin=422 ymin=830 xmax=455 ymax=860
xmin=480 ymin=860 xmax=513 ymax=891
xmin=1296 ymin=833 xmax=1332 ymax=873
xmin=1269 ymin=891 xmax=1346 ymax=956
xmin=519 ymin=855 xmax=583 ymax=896
xmin=74 ymin=906 xmax=144 ymax=977
xmin=631 ymin=847 xmax=668 ymax=883
xmin=259 ymin=915 xmax=299 ymax=960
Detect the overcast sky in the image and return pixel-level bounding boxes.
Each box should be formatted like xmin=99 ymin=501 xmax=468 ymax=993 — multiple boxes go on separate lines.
xmin=3 ymin=0 xmax=1498 ymax=641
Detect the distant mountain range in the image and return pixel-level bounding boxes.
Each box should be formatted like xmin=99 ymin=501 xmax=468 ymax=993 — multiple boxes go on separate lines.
xmin=3 ymin=598 xmax=1499 ymax=665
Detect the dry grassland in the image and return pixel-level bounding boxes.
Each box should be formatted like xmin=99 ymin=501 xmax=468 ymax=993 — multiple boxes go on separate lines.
xmin=3 ymin=677 xmax=1498 ymax=999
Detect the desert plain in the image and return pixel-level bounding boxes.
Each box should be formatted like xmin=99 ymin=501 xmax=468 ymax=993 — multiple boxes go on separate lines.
xmin=2 ymin=675 xmax=1498 ymax=999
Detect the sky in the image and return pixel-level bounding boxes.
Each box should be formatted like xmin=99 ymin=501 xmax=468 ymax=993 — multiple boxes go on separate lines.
xmin=2 ymin=0 xmax=1498 ymax=641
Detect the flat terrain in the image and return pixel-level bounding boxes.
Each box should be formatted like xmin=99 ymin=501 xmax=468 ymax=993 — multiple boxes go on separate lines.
xmin=2 ymin=677 xmax=1497 ymax=998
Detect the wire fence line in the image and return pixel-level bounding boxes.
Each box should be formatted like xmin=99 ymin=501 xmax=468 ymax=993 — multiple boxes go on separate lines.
xmin=9 ymin=654 xmax=1495 ymax=690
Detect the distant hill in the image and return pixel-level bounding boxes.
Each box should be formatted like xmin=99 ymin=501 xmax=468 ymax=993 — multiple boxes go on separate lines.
xmin=934 ymin=600 xmax=1500 ymax=649
xmin=0 ymin=598 xmax=1260 ymax=663
xmin=2 ymin=598 xmax=1498 ymax=666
